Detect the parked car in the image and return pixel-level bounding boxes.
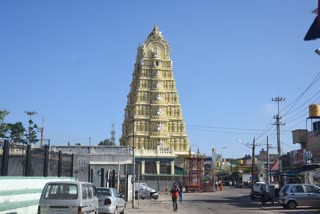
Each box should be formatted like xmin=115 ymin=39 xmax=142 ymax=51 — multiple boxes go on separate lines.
xmin=96 ymin=187 xmax=126 ymax=214
xmin=278 ymin=183 xmax=320 ymax=209
xmin=38 ymin=181 xmax=98 ymax=214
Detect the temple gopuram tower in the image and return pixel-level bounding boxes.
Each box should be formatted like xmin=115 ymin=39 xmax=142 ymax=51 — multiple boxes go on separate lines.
xmin=120 ymin=26 xmax=189 ymax=173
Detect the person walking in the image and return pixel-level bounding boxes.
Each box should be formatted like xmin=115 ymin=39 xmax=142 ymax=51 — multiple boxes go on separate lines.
xmin=178 ymin=183 xmax=183 ymax=203
xmin=170 ymin=182 xmax=179 ymax=212
xmin=215 ymin=180 xmax=218 ymax=191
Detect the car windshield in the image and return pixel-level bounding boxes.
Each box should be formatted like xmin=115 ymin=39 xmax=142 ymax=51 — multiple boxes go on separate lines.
xmin=97 ymin=188 xmax=112 ymax=196
xmin=44 ymin=184 xmax=78 ymax=200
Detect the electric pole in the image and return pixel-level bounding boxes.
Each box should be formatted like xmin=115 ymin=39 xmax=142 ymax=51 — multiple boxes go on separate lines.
xmin=272 ymin=97 xmax=285 ymax=188
xmin=238 ymin=138 xmax=260 ymax=189
xmin=251 ymin=137 xmax=256 ymax=189
xmin=266 ymin=136 xmax=269 ymax=184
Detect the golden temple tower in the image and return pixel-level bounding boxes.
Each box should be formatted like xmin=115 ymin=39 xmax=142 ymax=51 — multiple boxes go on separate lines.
xmin=120 ymin=25 xmax=189 ymax=156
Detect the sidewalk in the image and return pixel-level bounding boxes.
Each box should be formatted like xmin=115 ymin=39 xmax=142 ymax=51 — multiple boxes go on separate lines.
xmin=126 ymin=193 xmax=174 ymax=213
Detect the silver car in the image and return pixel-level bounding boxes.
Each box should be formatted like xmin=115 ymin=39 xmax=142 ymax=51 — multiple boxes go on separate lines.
xmin=38 ymin=181 xmax=99 ymax=214
xmin=96 ymin=187 xmax=126 ymax=214
xmin=279 ymin=183 xmax=320 ymax=209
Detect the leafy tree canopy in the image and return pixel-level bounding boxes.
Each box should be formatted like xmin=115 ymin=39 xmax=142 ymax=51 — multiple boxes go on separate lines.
xmin=98 ymin=139 xmax=116 ymax=146
xmin=0 ymin=110 xmax=10 ymax=139
xmin=0 ymin=110 xmax=38 ymax=144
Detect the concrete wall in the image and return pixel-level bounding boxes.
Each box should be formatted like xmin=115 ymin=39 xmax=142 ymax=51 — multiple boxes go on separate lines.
xmin=0 ymin=176 xmax=75 ymax=214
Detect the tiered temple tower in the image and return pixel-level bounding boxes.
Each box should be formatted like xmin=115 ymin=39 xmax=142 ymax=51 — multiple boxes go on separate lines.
xmin=120 ymin=26 xmax=189 ymax=157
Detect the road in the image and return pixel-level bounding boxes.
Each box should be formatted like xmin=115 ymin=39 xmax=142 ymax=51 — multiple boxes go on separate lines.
xmin=127 ymin=186 xmax=320 ymax=214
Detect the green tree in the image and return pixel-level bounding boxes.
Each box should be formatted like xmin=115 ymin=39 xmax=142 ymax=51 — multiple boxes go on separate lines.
xmin=24 ymin=119 xmax=39 ymax=144
xmin=98 ymin=139 xmax=116 ymax=146
xmin=8 ymin=122 xmax=26 ymax=144
xmin=0 ymin=110 xmax=9 ymax=139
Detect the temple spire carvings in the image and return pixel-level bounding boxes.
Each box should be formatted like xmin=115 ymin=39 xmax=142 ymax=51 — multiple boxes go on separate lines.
xmin=120 ymin=26 xmax=189 ymax=155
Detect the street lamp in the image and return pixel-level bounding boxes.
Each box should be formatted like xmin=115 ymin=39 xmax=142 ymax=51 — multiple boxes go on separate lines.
xmin=132 ymin=118 xmax=136 ymax=208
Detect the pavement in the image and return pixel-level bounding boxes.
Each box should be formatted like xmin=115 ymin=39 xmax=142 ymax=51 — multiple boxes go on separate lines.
xmin=126 ymin=192 xmax=178 ymax=213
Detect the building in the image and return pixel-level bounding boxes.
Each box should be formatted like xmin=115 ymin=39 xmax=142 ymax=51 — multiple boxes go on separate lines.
xmin=51 ymin=145 xmax=133 ymax=184
xmin=119 ymin=26 xmax=190 ymax=175
xmin=292 ymin=104 xmax=320 ymax=161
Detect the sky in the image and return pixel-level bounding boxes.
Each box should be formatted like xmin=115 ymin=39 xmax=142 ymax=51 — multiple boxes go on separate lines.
xmin=1 ymin=0 xmax=320 ymax=158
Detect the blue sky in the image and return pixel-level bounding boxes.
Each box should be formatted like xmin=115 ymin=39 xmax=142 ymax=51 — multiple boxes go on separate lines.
xmin=1 ymin=0 xmax=319 ymax=158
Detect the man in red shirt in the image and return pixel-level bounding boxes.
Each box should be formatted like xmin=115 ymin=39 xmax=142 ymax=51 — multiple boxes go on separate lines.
xmin=170 ymin=182 xmax=180 ymax=212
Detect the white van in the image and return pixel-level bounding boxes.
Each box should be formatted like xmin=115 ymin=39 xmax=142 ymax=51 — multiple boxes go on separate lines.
xmin=38 ymin=181 xmax=99 ymax=214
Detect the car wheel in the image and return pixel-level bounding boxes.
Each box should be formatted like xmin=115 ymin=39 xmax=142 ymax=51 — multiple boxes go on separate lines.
xmin=287 ymin=201 xmax=297 ymax=209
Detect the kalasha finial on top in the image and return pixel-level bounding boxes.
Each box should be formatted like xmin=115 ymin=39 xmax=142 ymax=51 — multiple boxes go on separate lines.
xmin=153 ymin=25 xmax=159 ymax=32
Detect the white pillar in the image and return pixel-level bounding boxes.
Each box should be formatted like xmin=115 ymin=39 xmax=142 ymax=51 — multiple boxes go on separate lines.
xmin=156 ymin=161 xmax=160 ymax=175
xmin=141 ymin=160 xmax=145 ymax=175
xmin=171 ymin=160 xmax=175 ymax=175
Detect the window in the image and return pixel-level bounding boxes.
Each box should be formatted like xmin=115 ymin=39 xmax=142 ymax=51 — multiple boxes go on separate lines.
xmin=82 ymin=185 xmax=88 ymax=199
xmin=291 ymin=185 xmax=304 ymax=193
xmin=97 ymin=188 xmax=111 ymax=197
xmin=44 ymin=184 xmax=78 ymax=200
xmin=87 ymin=186 xmax=93 ymax=199
xmin=305 ymin=185 xmax=320 ymax=193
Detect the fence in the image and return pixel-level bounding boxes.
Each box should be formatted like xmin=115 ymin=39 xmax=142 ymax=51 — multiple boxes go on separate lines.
xmin=0 ymin=141 xmax=73 ymax=177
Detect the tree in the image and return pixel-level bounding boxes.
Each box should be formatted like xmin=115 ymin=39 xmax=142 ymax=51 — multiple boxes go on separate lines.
xmin=0 ymin=110 xmax=9 ymax=139
xmin=24 ymin=119 xmax=39 ymax=144
xmin=8 ymin=122 xmax=26 ymax=144
xmin=98 ymin=139 xmax=116 ymax=146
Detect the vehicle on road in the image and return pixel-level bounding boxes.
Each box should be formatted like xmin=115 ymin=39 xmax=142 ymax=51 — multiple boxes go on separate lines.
xmin=278 ymin=183 xmax=320 ymax=209
xmin=96 ymin=187 xmax=126 ymax=214
xmin=250 ymin=182 xmax=267 ymax=200
xmin=38 ymin=181 xmax=98 ymax=214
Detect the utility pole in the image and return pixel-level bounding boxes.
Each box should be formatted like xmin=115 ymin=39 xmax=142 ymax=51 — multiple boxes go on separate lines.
xmin=238 ymin=138 xmax=260 ymax=189
xmin=272 ymin=97 xmax=285 ymax=188
xmin=266 ymin=136 xmax=270 ymax=184
xmin=251 ymin=137 xmax=256 ymax=189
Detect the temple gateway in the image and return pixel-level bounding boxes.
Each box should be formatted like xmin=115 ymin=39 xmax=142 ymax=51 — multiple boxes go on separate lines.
xmin=120 ymin=25 xmax=190 ymax=176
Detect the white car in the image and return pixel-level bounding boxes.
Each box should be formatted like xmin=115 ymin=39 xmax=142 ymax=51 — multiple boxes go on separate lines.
xmin=38 ymin=181 xmax=98 ymax=214
xmin=96 ymin=187 xmax=126 ymax=214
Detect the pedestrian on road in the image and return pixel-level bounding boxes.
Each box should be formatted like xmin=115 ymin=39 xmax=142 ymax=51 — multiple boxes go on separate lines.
xmin=178 ymin=182 xmax=184 ymax=203
xmin=170 ymin=182 xmax=179 ymax=212
xmin=215 ymin=180 xmax=218 ymax=191
xmin=219 ymin=180 xmax=224 ymax=191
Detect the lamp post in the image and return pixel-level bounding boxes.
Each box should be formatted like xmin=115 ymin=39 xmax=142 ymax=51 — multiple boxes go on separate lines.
xmin=132 ymin=118 xmax=136 ymax=208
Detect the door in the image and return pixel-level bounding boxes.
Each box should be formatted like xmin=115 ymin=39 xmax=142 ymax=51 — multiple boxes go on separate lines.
xmin=304 ymin=185 xmax=320 ymax=207
xmin=289 ymin=185 xmax=309 ymax=206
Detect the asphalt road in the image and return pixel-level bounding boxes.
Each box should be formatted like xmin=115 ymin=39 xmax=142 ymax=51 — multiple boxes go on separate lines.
xmin=126 ymin=187 xmax=320 ymax=214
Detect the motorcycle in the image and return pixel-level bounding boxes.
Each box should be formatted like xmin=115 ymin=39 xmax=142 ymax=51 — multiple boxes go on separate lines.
xmin=140 ymin=190 xmax=160 ymax=200
xmin=260 ymin=191 xmax=275 ymax=205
